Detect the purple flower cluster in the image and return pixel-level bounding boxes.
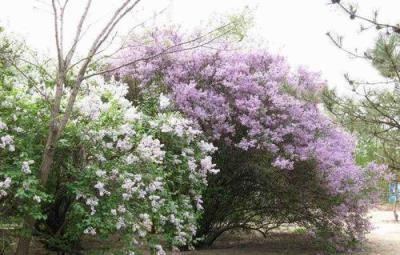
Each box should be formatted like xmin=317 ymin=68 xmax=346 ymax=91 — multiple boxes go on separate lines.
xmin=113 ymin=29 xmax=388 ymax=250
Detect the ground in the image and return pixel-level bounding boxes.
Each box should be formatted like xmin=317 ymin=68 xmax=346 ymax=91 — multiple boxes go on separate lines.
xmin=358 ymin=209 xmax=400 ymax=255
xmin=2 ymin=208 xmax=399 ymax=254
xmin=184 ymin=208 xmax=400 ymax=255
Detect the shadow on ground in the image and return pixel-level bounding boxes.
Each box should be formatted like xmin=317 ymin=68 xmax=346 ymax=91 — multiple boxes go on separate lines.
xmin=184 ymin=208 xmax=400 ymax=255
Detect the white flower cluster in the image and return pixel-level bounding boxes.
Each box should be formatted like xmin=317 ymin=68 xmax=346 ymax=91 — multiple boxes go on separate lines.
xmin=137 ymin=135 xmax=165 ymax=164
xmin=200 ymin=156 xmax=219 ymax=174
xmin=21 ymin=160 xmax=34 ymax=174
xmin=33 ymin=195 xmax=41 ymax=203
xmin=152 ymin=113 xmax=202 ymax=140
xmin=94 ymin=181 xmax=110 ymax=196
xmin=121 ymin=174 xmax=145 ymax=201
xmin=75 ymin=77 xmax=131 ymax=121
xmin=159 ymin=93 xmax=170 ymax=109
xmin=155 ymin=244 xmax=166 ymax=255
xmin=198 ymin=140 xmax=217 ymax=153
xmin=85 ymin=196 xmax=99 ymax=215
xmin=0 ymin=119 xmax=7 ymax=130
xmin=0 ymin=134 xmax=15 ymax=152
xmin=124 ymin=107 xmax=142 ymax=122
xmin=76 ymin=93 xmax=104 ymax=120
xmin=0 ymin=177 xmax=12 ymax=198
xmin=70 ymin=78 xmax=220 ymax=250
xmin=84 ymin=226 xmax=97 ymax=236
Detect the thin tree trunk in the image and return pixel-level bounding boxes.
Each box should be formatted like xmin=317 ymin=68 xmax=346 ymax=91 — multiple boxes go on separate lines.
xmin=15 ymin=126 xmax=59 ymax=255
xmin=14 ymin=1 xmax=143 ymax=253
xmin=15 ymin=217 xmax=35 ymax=255
xmin=39 ymin=128 xmax=59 ymax=185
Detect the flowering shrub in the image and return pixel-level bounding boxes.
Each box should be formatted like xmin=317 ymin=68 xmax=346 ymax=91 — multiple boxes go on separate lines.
xmin=114 ymin=29 xmax=390 ymax=252
xmin=0 ymin=65 xmax=217 ymax=254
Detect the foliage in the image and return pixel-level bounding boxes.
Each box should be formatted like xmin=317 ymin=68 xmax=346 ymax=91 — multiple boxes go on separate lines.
xmin=326 ymin=2 xmax=400 ymax=178
xmin=113 ymin=29 xmax=389 ymax=253
xmin=0 ymin=56 xmax=218 ymax=254
xmin=323 ymin=33 xmax=400 ymax=174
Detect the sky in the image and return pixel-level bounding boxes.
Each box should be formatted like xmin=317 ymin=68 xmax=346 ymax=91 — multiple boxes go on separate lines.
xmin=0 ymin=0 xmax=399 ymax=94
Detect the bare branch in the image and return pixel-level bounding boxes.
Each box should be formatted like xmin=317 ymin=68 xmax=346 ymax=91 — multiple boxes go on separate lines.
xmin=64 ymin=0 xmax=92 ymax=67
xmin=58 ymin=0 xmax=70 ymax=63
xmin=51 ymin=0 xmax=63 ymax=69
xmin=326 ymin=32 xmax=368 ymax=59
xmin=84 ymin=22 xmax=235 ymax=78
xmin=335 ymin=2 xmax=400 ymax=34
xmin=10 ymin=62 xmax=51 ymax=102
xmin=59 ymin=0 xmax=143 ymax=134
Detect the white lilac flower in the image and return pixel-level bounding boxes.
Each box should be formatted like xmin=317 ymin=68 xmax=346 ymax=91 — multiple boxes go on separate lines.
xmin=0 ymin=135 xmax=14 ymax=151
xmin=116 ymin=138 xmax=133 ymax=151
xmin=199 ymin=140 xmax=217 ymax=153
xmin=195 ymin=196 xmax=203 ymax=210
xmin=148 ymin=180 xmax=163 ymax=192
xmin=95 ymin=169 xmax=106 ymax=177
xmin=0 ymin=120 xmax=7 ymax=130
xmin=119 ymin=123 xmax=135 ymax=135
xmin=95 ymin=154 xmax=106 ymax=162
xmin=122 ymin=179 xmax=135 ymax=191
xmin=125 ymin=154 xmax=139 ymax=164
xmin=105 ymin=142 xmax=113 ymax=149
xmin=172 ymin=155 xmax=182 ymax=164
xmin=0 ymin=177 xmax=11 ymax=198
xmin=118 ymin=205 xmax=127 ymax=213
xmin=160 ymin=123 xmax=173 ymax=133
xmin=124 ymin=107 xmax=141 ymax=122
xmin=182 ymin=148 xmax=194 ymax=155
xmin=116 ymin=217 xmax=126 ymax=230
xmin=0 ymin=177 xmax=11 ymax=189
xmin=200 ymin=156 xmax=219 ymax=174
xmin=159 ymin=93 xmax=170 ymax=109
xmin=137 ymin=135 xmax=165 ymax=163
xmin=84 ymin=227 xmax=96 ymax=236
xmin=123 ymin=193 xmax=132 ymax=200
xmin=86 ymin=197 xmax=99 ymax=215
xmin=77 ymin=94 xmax=102 ymax=120
xmin=14 ymin=127 xmax=24 ymax=133
xmin=138 ymin=190 xmax=147 ymax=199
xmin=140 ymin=213 xmax=152 ymax=231
xmin=188 ymin=159 xmax=197 ymax=172
xmin=0 ymin=190 xmax=7 ymax=198
xmin=33 ymin=195 xmax=41 ymax=203
xmin=155 ymin=245 xmax=166 ymax=255
xmin=94 ymin=181 xmax=109 ymax=196
xmin=21 ymin=160 xmax=34 ymax=174
xmin=138 ymin=230 xmax=147 ymax=238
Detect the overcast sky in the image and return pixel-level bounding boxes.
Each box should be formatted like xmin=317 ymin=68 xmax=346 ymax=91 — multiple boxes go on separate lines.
xmin=1 ymin=0 xmax=399 ymax=94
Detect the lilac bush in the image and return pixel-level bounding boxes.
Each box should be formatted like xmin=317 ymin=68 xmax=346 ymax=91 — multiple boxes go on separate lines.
xmin=113 ymin=29 xmax=389 ymax=252
xmin=0 ymin=63 xmax=218 ymax=254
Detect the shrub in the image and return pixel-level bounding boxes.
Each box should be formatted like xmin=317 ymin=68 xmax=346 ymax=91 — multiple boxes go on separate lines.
xmin=0 ymin=66 xmax=217 ymax=254
xmin=114 ymin=29 xmax=390 ymax=252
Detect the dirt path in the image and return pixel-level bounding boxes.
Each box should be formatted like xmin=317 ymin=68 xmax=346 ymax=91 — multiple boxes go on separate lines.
xmin=359 ymin=210 xmax=400 ymax=255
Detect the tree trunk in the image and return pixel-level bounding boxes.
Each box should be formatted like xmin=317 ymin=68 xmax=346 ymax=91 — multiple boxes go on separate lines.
xmin=15 ymin=235 xmax=31 ymax=255
xmin=15 ymin=217 xmax=35 ymax=255
xmin=15 ymin=127 xmax=59 ymax=255
xmin=196 ymin=227 xmax=232 ymax=248
xmin=39 ymin=129 xmax=58 ymax=185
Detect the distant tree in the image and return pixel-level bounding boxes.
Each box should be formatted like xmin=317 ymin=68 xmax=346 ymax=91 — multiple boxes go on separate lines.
xmin=324 ymin=0 xmax=400 ymax=220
